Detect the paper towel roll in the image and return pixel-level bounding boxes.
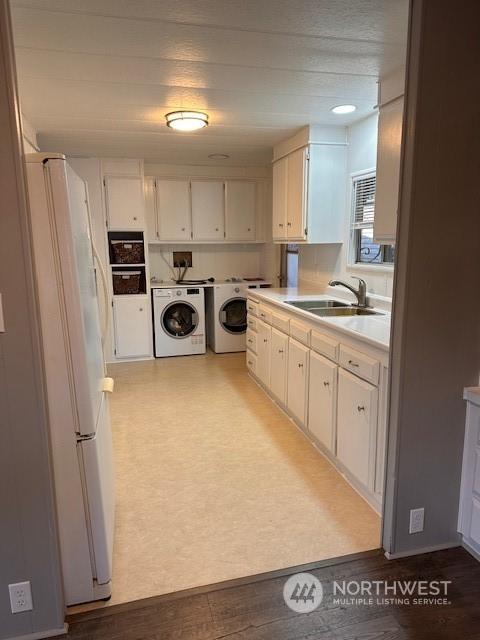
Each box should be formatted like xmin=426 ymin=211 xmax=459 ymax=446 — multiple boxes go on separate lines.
xmin=102 ymin=377 xmax=114 ymax=393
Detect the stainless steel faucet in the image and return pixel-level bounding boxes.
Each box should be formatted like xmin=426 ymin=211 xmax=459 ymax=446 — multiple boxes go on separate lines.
xmin=328 ymin=277 xmax=369 ymax=308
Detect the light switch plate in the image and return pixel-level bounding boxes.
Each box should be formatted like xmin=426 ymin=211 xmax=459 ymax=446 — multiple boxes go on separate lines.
xmin=409 ymin=508 xmax=425 ymax=534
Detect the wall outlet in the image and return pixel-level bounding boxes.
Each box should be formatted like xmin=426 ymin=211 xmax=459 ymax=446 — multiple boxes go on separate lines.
xmin=409 ymin=508 xmax=425 ymax=534
xmin=9 ymin=581 xmax=33 ymax=613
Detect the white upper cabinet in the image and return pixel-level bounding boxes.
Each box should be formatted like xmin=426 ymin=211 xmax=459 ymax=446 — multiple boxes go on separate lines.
xmin=272 ymin=127 xmax=347 ymax=244
xmin=374 ymin=67 xmax=405 ymax=244
xmin=374 ymin=96 xmax=404 ymax=243
xmin=191 ymin=180 xmax=225 ymax=241
xmin=272 ymin=156 xmax=288 ymax=240
xmin=156 ymin=179 xmax=191 ymax=242
xmin=286 ymin=147 xmax=308 ymax=240
xmin=225 ymin=181 xmax=256 ymax=241
xmin=104 ymin=176 xmax=145 ymax=230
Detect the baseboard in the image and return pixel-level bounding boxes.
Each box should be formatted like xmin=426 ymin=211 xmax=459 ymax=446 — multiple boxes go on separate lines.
xmin=462 ymin=539 xmax=480 ymax=562
xmin=7 ymin=624 xmax=68 ymax=640
xmin=385 ymin=541 xmax=460 ymax=560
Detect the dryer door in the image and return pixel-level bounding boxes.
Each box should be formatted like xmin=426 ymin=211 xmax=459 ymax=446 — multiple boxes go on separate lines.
xmin=219 ymin=298 xmax=247 ymax=334
xmin=162 ymin=301 xmax=198 ymax=338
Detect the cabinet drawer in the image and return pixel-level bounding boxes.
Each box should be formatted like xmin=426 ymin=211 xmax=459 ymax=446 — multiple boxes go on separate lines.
xmin=247 ymin=299 xmax=259 ymax=316
xmin=246 ymin=350 xmax=257 ymax=375
xmin=246 ymin=329 xmax=257 ymax=353
xmin=339 ymin=345 xmax=380 ymax=385
xmin=289 ymin=319 xmax=310 ymax=346
xmin=271 ymin=311 xmax=290 ymax=334
xmin=247 ymin=316 xmax=258 ymax=332
xmin=311 ymin=330 xmax=339 ymax=362
xmin=258 ymin=304 xmax=272 ymax=324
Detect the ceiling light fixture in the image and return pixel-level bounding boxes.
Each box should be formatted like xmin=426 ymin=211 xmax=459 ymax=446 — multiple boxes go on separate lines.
xmin=331 ymin=104 xmax=357 ymax=115
xmin=165 ymin=110 xmax=209 ymax=131
xmin=208 ymin=153 xmax=230 ymax=160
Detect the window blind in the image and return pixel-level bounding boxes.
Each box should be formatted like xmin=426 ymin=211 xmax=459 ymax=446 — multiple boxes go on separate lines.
xmin=352 ymin=174 xmax=376 ymax=229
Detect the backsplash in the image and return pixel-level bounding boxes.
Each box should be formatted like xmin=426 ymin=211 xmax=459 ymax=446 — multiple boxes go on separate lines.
xmin=149 ymin=244 xmax=268 ymax=283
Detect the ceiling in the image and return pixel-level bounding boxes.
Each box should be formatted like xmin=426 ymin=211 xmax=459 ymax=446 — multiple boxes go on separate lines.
xmin=11 ymin=0 xmax=408 ymax=167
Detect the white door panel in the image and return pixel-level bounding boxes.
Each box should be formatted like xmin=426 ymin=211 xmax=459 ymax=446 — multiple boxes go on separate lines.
xmin=157 ymin=179 xmax=191 ymax=241
xmin=287 ymin=337 xmax=309 ymax=425
xmin=270 ymin=328 xmax=288 ymax=404
xmin=308 ymin=351 xmax=337 ymax=452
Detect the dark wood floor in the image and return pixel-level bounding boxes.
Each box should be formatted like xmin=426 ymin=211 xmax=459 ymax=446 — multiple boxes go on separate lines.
xmin=65 ymin=547 xmax=480 ymax=639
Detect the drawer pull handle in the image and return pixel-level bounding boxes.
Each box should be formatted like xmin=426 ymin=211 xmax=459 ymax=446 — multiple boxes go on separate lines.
xmin=278 ymin=349 xmax=284 ymax=354
xmin=248 ymin=360 xmax=253 ymax=366
xmin=248 ymin=339 xmax=253 ymax=343
xmin=264 ymin=339 xmax=268 ymax=343
xmin=323 ymin=381 xmax=329 ymax=387
xmin=348 ymin=360 xmax=359 ymax=367
xmin=357 ymin=405 xmax=365 ymax=412
xmin=298 ymin=363 xmax=303 ymax=368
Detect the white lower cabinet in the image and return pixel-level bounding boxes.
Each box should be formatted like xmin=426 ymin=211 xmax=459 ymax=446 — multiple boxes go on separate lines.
xmin=113 ymin=296 xmax=151 ymax=358
xmin=287 ymin=338 xmax=309 ymax=425
xmin=308 ymin=351 xmax=337 ymax=453
xmin=256 ymin=320 xmax=271 ymax=387
xmin=336 ymin=368 xmax=378 ymax=489
xmin=270 ymin=328 xmax=288 ymax=404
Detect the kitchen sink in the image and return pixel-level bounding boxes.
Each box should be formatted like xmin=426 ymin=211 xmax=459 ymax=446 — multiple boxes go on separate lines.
xmin=284 ymin=299 xmax=384 ymax=317
xmin=284 ymin=299 xmax=350 ymax=311
xmin=312 ymin=307 xmax=384 ymax=317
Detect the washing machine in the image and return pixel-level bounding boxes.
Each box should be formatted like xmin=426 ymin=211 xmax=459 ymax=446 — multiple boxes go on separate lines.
xmin=153 ymin=287 xmax=206 ymax=357
xmin=205 ymin=281 xmax=270 ymax=353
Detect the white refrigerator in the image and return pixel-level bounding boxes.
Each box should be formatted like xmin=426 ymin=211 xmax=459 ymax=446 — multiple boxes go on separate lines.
xmin=25 ymin=153 xmax=115 ymax=606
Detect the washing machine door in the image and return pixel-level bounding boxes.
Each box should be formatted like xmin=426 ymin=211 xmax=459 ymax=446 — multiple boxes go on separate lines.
xmin=219 ymin=297 xmax=247 ymax=334
xmin=162 ymin=301 xmax=199 ymax=338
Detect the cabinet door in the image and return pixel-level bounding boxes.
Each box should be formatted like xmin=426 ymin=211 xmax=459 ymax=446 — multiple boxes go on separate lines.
xmin=337 ymin=368 xmax=378 ymax=488
xmin=374 ymin=95 xmax=404 ymax=243
xmin=191 ymin=181 xmax=224 ymax=240
xmin=156 ymin=179 xmax=191 ymax=241
xmin=308 ymin=351 xmax=337 ymax=453
xmin=256 ymin=320 xmax=271 ymax=387
xmin=144 ymin=177 xmax=157 ymax=241
xmin=270 ymin=328 xmax=288 ymax=404
xmin=286 ymin=147 xmax=308 ymax=240
xmin=105 ymin=176 xmax=145 ymax=230
xmin=287 ymin=338 xmax=309 ymax=425
xmin=272 ymin=156 xmax=287 ymax=240
xmin=113 ymin=297 xmax=151 ymax=358
xmin=225 ymin=181 xmax=256 ymax=241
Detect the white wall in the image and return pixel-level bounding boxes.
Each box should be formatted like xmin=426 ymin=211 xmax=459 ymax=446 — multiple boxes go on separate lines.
xmin=145 ymin=162 xmax=279 ymax=285
xmin=298 ymin=114 xmax=395 ymax=298
xmin=21 ymin=113 xmax=39 ymax=153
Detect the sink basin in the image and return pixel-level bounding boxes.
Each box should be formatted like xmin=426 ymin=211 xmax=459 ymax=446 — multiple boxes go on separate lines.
xmin=283 ymin=299 xmax=384 ymax=317
xmin=312 ymin=307 xmax=384 ymax=317
xmin=284 ymin=299 xmax=349 ymax=311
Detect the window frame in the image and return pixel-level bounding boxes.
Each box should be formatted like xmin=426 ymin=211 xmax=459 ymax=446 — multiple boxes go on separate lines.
xmin=348 ymin=168 xmax=395 ymax=271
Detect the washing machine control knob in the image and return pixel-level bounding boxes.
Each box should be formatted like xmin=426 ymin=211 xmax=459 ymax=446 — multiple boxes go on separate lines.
xmin=234 ymin=287 xmax=240 ymax=293
xmin=176 ymin=290 xmax=182 ymax=296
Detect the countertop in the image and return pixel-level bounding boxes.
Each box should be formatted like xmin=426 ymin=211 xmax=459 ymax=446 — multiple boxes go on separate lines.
xmin=248 ymin=287 xmax=391 ymax=351
xmin=150 ymin=279 xmax=271 ymax=288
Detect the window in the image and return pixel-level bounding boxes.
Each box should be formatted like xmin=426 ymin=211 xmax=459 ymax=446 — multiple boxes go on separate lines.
xmin=286 ymin=244 xmax=298 ymax=287
xmin=351 ymin=172 xmax=395 ymax=265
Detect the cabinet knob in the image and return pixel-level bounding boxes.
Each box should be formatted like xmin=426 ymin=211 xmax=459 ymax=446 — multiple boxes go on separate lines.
xmin=357 ymin=405 xmax=365 ymax=412
xmin=263 ymin=338 xmax=268 ymax=343
xmin=248 ymin=338 xmax=253 ymax=343
xmin=133 ymin=216 xmax=137 ymax=221
xmin=323 ymin=381 xmax=329 ymax=387
xmin=139 ymin=307 xmax=143 ymax=311
xmin=279 ymin=223 xmax=284 ymax=227
xmin=348 ymin=360 xmax=359 ymax=367
xmin=181 ymin=227 xmax=185 ymax=231
xmin=247 ymin=227 xmax=251 ymax=231
xmin=278 ymin=349 xmax=284 ymax=354
xmin=298 ymin=363 xmax=303 ymax=368
xmin=287 ymin=221 xmax=292 ymax=227
xmin=215 ymin=227 xmax=219 ymax=231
